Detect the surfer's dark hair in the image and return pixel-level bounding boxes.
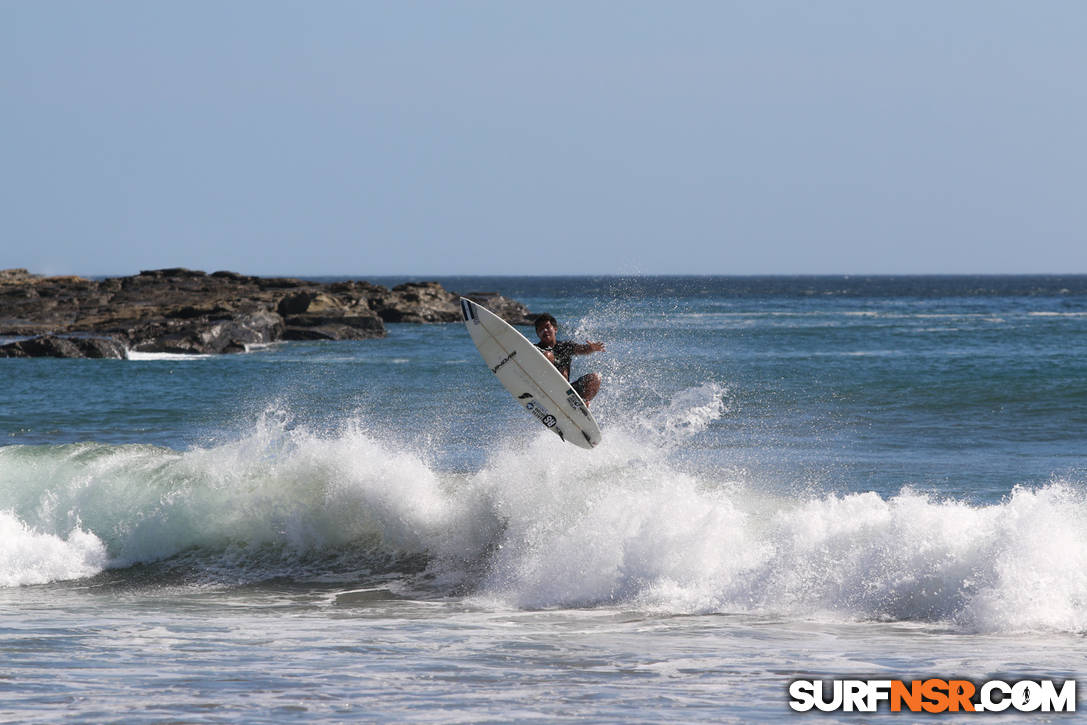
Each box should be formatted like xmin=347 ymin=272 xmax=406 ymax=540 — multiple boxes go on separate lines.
xmin=534 ymin=313 xmax=557 ymax=331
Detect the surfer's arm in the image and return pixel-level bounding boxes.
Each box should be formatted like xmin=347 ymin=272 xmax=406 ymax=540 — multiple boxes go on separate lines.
xmin=571 ymin=341 xmax=605 ymax=355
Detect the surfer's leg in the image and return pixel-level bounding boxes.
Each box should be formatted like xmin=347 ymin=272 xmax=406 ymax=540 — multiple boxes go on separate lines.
xmin=572 ymin=373 xmax=601 ymax=404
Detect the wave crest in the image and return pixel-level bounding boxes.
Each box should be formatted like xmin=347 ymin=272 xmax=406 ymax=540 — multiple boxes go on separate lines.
xmin=2 ymin=395 xmax=1084 ymax=635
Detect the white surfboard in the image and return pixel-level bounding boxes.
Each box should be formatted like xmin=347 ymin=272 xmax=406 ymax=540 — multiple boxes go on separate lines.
xmin=461 ymin=298 xmax=601 ymax=449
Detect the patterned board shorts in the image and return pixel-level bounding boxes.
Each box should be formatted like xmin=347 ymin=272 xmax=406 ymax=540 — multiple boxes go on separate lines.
xmin=571 ymin=373 xmax=595 ymax=400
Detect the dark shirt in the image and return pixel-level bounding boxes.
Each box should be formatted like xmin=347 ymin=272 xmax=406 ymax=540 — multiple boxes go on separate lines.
xmin=536 ymin=340 xmax=576 ymax=379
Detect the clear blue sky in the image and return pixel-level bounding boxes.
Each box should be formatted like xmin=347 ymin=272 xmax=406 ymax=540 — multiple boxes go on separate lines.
xmin=3 ymin=1 xmax=1085 ymax=276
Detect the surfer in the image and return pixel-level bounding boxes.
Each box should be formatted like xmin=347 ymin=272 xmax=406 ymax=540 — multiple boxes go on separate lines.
xmin=533 ymin=313 xmax=605 ymax=404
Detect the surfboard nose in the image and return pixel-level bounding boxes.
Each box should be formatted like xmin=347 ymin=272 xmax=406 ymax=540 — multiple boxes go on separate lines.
xmin=460 ymin=298 xmax=478 ymax=322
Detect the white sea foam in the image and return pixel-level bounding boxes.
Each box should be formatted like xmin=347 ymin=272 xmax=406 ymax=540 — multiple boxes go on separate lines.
xmin=1 ymin=393 xmax=1084 ymax=635
xmin=126 ymin=351 xmax=215 ymax=361
xmin=0 ymin=510 xmax=107 ymax=587
xmin=632 ymin=382 xmax=728 ymax=443
xmin=462 ymin=447 xmax=1087 ymax=633
xmin=126 ymin=343 xmax=280 ymax=359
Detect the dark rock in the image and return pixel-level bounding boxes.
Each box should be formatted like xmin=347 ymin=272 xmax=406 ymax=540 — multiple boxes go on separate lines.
xmin=0 ymin=269 xmax=42 ymax=284
xmin=138 ymin=268 xmax=207 ymax=278
xmin=165 ymin=304 xmax=231 ymax=319
xmin=462 ymin=292 xmax=533 ymax=325
xmin=277 ymin=291 xmax=345 ymax=316
xmin=277 ymin=290 xmax=385 ymax=340
xmin=210 ymin=270 xmax=249 ymax=281
xmin=73 ymin=337 xmax=127 ymax=359
xmin=369 ymin=282 xmax=460 ymax=323
xmin=0 ymin=335 xmax=83 ymax=358
xmin=131 ymin=311 xmax=285 ymax=355
xmin=257 ymin=277 xmax=308 ymax=290
xmin=0 ymin=269 xmax=534 ymax=355
xmin=0 ymin=334 xmax=126 ymax=359
xmin=283 ymin=314 xmax=384 ymax=332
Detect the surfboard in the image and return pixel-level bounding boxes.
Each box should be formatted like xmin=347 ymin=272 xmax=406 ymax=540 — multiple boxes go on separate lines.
xmin=460 ymin=298 xmax=601 ymax=449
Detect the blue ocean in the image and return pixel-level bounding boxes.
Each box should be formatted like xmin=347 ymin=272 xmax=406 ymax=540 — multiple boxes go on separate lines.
xmin=2 ymin=275 xmax=1085 ymax=722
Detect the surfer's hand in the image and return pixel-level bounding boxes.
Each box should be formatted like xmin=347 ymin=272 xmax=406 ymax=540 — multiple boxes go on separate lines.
xmin=587 ymin=341 xmax=605 ymax=353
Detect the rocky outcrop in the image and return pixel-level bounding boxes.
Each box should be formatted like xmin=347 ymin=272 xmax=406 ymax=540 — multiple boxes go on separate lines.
xmin=460 ymin=291 xmax=534 ymax=326
xmin=125 ymin=310 xmax=286 ymax=355
xmin=277 ymin=291 xmax=386 ymax=341
xmin=368 ymin=282 xmax=461 ymax=323
xmin=0 ymin=268 xmax=533 ymax=357
xmin=364 ymin=282 xmax=533 ymax=325
xmin=0 ymin=334 xmax=126 ymax=359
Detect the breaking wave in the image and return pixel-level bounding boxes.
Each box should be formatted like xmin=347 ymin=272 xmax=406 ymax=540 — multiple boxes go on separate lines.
xmin=1 ymin=388 xmax=1084 ymax=635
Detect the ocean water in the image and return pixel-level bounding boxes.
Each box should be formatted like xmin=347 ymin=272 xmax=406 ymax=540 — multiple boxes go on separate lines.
xmin=2 ymin=275 xmax=1085 ymax=723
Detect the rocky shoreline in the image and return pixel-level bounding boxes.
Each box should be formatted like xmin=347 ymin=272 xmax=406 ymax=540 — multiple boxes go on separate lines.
xmin=0 ymin=268 xmax=533 ymax=358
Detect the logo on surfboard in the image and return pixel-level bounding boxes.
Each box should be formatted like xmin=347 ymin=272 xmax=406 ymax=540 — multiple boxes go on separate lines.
xmin=524 ymin=400 xmax=557 ymax=428
xmin=491 ymin=349 xmax=517 ymax=374
xmin=565 ymin=388 xmax=589 ymax=417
